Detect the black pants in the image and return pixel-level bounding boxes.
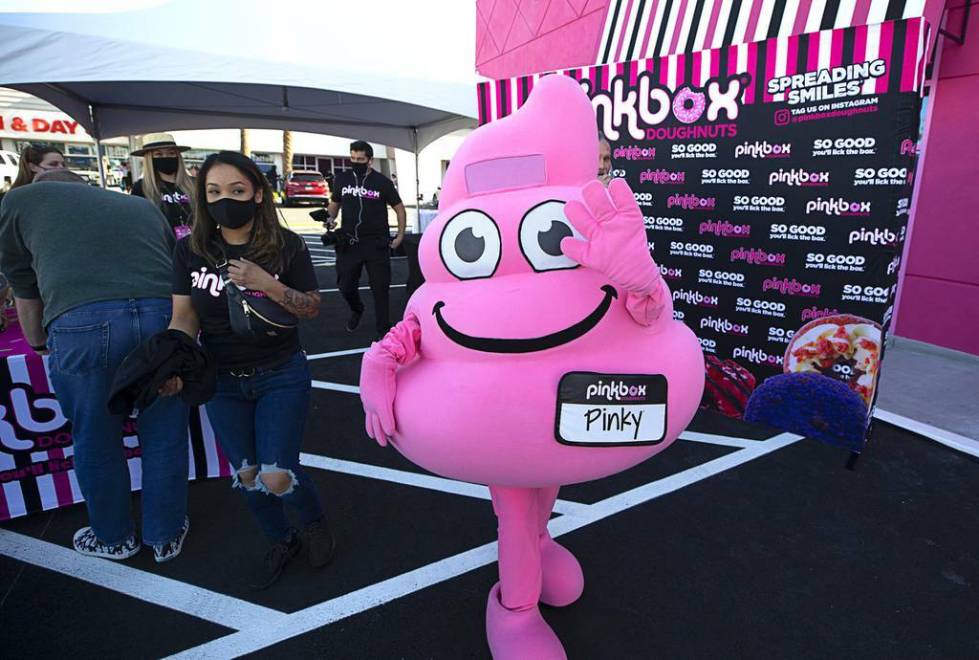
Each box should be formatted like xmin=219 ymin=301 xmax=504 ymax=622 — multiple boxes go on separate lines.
xmin=336 ymin=238 xmax=391 ymax=333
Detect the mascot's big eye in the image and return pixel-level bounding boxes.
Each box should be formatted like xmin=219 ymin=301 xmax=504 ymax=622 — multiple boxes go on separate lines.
xmin=439 ymin=210 xmax=502 ymax=280
xmin=519 ymin=200 xmax=581 ymax=272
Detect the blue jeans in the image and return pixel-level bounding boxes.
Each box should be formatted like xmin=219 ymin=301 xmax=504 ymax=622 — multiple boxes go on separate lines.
xmin=205 ymin=351 xmax=324 ymax=542
xmin=48 ymin=298 xmax=190 ymax=547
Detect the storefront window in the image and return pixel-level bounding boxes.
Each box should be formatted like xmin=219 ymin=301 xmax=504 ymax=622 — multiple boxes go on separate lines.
xmin=105 ymin=145 xmax=129 ymax=159
xmin=14 ymin=140 xmax=56 ymax=153
xmin=66 ymin=144 xmax=93 ymax=156
xmin=333 ymin=158 xmax=354 ymax=175
xmin=182 ymin=149 xmax=217 ymax=167
xmin=292 ymin=154 xmax=318 ymax=170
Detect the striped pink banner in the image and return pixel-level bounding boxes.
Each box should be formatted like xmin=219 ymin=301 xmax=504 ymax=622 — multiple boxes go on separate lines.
xmin=745 ymin=41 xmax=758 ymax=105
xmin=831 ymin=26 xmax=845 ymax=67
xmin=480 ymin=17 xmax=928 ymax=123
xmin=808 ymin=29 xmax=820 ymax=72
xmin=785 ymin=33 xmax=798 ymax=79
xmin=901 ymin=18 xmax=921 ymax=92
xmin=875 ymin=21 xmax=893 ymax=94
xmin=702 ymin=0 xmax=725 ymax=50
xmin=852 ymin=0 xmax=874 ymax=27
xmin=744 ymin=0 xmax=766 ymax=45
xmin=793 ymin=0 xmax=815 ymax=36
xmin=614 ymin=0 xmax=638 ymax=63
xmin=639 ymin=0 xmax=664 ymax=57
xmin=668 ymin=0 xmax=692 ymax=55
xmin=595 ymin=0 xmax=926 ymax=66
xmin=763 ymin=38 xmax=777 ymax=103
xmin=26 ymin=355 xmax=75 ymax=509
xmin=853 ymin=23 xmax=868 ymax=73
xmin=915 ymin=23 xmax=926 ymax=93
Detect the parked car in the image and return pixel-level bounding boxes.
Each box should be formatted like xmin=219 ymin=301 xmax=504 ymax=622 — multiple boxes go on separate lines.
xmin=284 ymin=170 xmax=330 ymax=206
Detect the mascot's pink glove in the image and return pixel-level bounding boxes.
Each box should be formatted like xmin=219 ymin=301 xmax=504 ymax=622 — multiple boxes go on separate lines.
xmin=360 ymin=314 xmax=422 ymax=446
xmin=561 ymin=179 xmax=667 ymax=325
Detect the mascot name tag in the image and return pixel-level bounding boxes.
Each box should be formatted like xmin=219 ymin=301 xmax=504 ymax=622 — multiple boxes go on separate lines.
xmin=556 ymin=373 xmax=668 ymax=447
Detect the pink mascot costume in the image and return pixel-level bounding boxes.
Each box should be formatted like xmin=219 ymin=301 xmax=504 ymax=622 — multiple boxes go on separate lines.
xmin=361 ymin=75 xmax=705 ymax=658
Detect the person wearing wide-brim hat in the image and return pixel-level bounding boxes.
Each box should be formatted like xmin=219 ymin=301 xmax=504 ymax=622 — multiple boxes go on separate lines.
xmin=131 ymin=132 xmax=196 ymax=237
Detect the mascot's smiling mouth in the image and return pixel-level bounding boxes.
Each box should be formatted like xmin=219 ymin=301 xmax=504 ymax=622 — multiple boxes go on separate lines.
xmin=433 ymin=285 xmax=618 ymax=353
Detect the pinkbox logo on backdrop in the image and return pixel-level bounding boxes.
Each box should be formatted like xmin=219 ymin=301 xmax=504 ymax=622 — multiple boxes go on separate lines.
xmin=762 ymin=277 xmax=822 ymax=297
xmin=667 ymin=193 xmax=715 ymax=210
xmin=730 ymin=247 xmax=786 ymax=266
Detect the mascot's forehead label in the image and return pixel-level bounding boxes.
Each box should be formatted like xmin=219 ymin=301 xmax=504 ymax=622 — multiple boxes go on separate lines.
xmin=555 ymin=373 xmax=668 ymax=447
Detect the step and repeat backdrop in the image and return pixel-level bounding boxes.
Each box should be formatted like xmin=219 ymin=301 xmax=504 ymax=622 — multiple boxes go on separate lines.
xmin=478 ymin=17 xmax=927 ymax=451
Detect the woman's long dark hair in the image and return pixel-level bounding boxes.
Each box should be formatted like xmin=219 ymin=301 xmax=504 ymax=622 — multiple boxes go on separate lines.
xmin=12 ymin=145 xmax=63 ymax=189
xmin=190 ymin=151 xmax=286 ymax=272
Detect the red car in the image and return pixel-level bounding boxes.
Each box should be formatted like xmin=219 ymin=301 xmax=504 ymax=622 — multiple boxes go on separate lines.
xmin=284 ymin=171 xmax=330 ymax=206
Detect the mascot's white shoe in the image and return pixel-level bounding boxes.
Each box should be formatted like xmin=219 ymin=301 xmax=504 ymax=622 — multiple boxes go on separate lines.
xmin=539 ymin=536 xmax=584 ymax=607
xmin=486 ymin=582 xmax=567 ymax=660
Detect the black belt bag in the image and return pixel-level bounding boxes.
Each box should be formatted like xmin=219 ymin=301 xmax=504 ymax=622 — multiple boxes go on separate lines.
xmin=215 ymin=259 xmax=297 ymax=343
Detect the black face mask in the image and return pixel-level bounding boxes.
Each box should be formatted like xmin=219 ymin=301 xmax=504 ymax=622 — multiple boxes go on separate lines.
xmin=208 ymin=198 xmax=256 ymax=229
xmin=153 ymin=157 xmax=179 ymax=175
xmin=351 ymin=162 xmax=369 ymax=176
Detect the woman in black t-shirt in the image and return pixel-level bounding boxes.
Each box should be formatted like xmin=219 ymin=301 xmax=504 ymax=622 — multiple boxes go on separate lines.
xmin=162 ymin=151 xmax=333 ymax=589
xmin=131 ymin=132 xmax=196 ymax=238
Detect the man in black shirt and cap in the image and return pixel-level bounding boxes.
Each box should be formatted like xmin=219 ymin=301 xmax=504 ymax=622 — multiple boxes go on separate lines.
xmin=326 ymin=140 xmax=406 ymax=337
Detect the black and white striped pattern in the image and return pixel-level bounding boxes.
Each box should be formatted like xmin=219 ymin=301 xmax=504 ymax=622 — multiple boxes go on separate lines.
xmin=598 ymin=0 xmax=927 ymax=64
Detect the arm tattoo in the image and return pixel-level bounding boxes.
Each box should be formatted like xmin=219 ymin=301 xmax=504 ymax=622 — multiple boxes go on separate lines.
xmin=277 ymin=288 xmax=321 ymax=319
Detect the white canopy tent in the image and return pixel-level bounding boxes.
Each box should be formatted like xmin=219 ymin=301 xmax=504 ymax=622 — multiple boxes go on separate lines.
xmin=0 ymin=2 xmax=478 ymax=191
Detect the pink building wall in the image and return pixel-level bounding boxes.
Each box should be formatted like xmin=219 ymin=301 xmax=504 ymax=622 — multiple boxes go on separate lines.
xmin=475 ymin=0 xmax=609 ymax=80
xmin=894 ymin=1 xmax=979 ymax=355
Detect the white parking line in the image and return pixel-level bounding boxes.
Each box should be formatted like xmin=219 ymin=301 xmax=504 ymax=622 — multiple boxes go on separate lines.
xmin=547 ymin=432 xmax=802 ymax=539
xmin=306 ymin=348 xmax=370 ymax=360
xmin=0 ymin=529 xmax=287 ymax=630
xmin=299 ymin=453 xmax=591 ymax=517
xmin=679 ymin=431 xmax=760 ymax=449
xmin=311 ymin=380 xmax=359 ymax=394
xmin=318 ymin=284 xmax=407 ymax=293
xmin=168 ymin=540 xmax=504 ymax=660
xmin=169 ymin=432 xmax=803 ymax=658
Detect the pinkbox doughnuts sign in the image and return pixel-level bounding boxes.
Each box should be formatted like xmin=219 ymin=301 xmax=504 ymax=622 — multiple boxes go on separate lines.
xmin=479 ymin=17 xmax=928 ymax=451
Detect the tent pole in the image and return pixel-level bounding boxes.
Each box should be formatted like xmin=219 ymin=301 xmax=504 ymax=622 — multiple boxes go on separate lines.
xmin=94 ymin=139 xmax=108 ymax=189
xmin=89 ymin=105 xmax=108 ymax=188
xmin=413 ymin=127 xmax=420 ymax=232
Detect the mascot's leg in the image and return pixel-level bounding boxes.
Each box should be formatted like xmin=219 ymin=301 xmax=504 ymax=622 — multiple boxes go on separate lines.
xmin=486 ymin=486 xmax=566 ymax=660
xmin=536 ymin=486 xmax=584 ymax=607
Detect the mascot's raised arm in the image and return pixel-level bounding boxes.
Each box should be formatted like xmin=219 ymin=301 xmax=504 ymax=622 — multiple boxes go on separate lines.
xmin=360 ymin=74 xmax=705 ymax=660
